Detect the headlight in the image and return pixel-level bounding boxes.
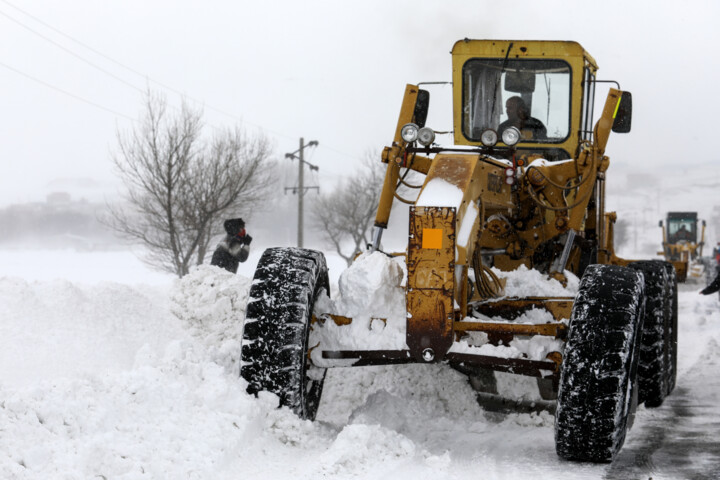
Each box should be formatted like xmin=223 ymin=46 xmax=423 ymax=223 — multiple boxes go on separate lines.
xmin=480 ymin=129 xmax=498 ymax=146
xmin=401 ymin=123 xmax=419 ymax=143
xmin=502 ymin=127 xmax=521 ymax=146
xmin=417 ymin=127 xmax=435 ymax=146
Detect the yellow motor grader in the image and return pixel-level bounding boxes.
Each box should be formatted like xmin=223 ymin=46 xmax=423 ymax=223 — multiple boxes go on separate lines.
xmin=241 ymin=40 xmax=678 ymax=463
xmin=658 ymin=211 xmax=706 ymax=282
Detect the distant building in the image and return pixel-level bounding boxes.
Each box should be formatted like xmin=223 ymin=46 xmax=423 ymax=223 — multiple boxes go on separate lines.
xmin=46 ymin=192 xmax=72 ymax=204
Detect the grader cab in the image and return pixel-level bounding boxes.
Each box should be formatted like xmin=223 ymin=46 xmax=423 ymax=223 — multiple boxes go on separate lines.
xmin=658 ymin=211 xmax=706 ymax=282
xmin=240 ymin=40 xmax=678 ymax=463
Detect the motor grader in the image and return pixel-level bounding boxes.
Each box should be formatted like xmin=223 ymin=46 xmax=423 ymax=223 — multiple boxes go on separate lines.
xmin=658 ymin=211 xmax=706 ymax=282
xmin=241 ymin=40 xmax=678 ymax=463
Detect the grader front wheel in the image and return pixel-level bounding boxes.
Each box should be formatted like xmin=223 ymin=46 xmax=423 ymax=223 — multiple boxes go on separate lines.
xmin=240 ymin=247 xmax=329 ymax=420
xmin=555 ymin=264 xmax=645 ymax=462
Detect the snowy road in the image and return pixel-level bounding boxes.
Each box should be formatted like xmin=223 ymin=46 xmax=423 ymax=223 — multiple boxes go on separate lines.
xmin=1 ymin=255 xmax=719 ymax=479
xmin=608 ymin=338 xmax=720 ymax=479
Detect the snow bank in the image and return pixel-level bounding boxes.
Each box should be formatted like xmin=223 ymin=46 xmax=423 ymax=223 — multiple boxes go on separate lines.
xmin=0 ymin=276 xmax=179 ymax=388
xmin=170 ymin=265 xmax=252 ymax=375
xmin=3 ymin=246 xmax=718 ymax=479
xmin=0 ymin=336 xmax=314 ymax=479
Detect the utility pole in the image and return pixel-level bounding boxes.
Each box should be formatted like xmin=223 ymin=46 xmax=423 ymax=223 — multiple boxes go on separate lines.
xmin=284 ymin=137 xmax=319 ymax=247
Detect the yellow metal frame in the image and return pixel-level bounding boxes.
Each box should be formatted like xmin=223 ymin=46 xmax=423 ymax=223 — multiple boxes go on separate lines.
xmin=324 ymin=40 xmax=640 ymax=382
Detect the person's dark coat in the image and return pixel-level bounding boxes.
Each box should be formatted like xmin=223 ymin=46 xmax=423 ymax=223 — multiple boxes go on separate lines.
xmin=210 ymin=218 xmax=252 ymax=274
xmin=700 ymin=270 xmax=720 ymax=295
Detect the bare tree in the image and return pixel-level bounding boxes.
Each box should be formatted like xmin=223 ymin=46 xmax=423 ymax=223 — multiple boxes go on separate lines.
xmin=106 ymin=91 xmax=275 ymax=277
xmin=311 ymin=153 xmax=383 ymax=266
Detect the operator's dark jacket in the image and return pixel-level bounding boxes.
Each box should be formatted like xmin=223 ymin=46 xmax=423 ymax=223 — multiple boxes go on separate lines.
xmin=210 ymin=218 xmax=251 ymax=274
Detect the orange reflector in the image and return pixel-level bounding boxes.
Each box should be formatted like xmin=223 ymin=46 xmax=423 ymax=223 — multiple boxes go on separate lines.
xmin=422 ymin=228 xmax=443 ymax=249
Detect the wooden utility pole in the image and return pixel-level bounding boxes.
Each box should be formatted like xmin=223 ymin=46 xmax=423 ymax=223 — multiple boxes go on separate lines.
xmin=284 ymin=137 xmax=319 ymax=247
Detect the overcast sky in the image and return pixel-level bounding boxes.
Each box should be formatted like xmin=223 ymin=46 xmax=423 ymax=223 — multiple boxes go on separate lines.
xmin=1 ymin=0 xmax=718 ymax=206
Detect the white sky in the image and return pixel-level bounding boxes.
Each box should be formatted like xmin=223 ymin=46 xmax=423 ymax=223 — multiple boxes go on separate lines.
xmin=1 ymin=0 xmax=718 ymax=205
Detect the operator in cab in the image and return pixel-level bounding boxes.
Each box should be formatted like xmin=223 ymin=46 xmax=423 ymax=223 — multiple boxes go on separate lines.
xmin=498 ymin=96 xmax=547 ymax=141
xmin=675 ymin=224 xmax=693 ymax=242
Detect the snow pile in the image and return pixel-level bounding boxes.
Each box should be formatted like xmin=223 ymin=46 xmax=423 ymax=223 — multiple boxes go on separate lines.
xmin=334 ymin=251 xmax=406 ymax=318
xmin=0 ymin=336 xmax=310 ymax=479
xmin=448 ymin=266 xmax=577 ymax=365
xmin=319 ymin=424 xmax=415 ymax=476
xmin=312 ymin=252 xmax=409 ymax=360
xmin=170 ymin=265 xmax=252 ymax=375
xmin=0 ymin=277 xmax=178 ymax=387
xmin=496 ymin=264 xmax=580 ymax=298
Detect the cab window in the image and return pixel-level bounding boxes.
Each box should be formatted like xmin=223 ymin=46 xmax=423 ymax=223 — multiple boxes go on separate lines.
xmin=463 ymin=59 xmax=571 ymax=143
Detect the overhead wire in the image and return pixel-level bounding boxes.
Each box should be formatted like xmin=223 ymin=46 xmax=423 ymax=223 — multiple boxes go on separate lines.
xmin=0 ymin=0 xmax=365 ymax=163
xmin=0 ymin=8 xmax=145 ymax=95
xmin=0 ymin=60 xmax=135 ymax=121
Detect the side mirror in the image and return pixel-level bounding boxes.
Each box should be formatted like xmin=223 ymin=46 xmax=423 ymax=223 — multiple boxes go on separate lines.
xmin=414 ymin=89 xmax=430 ymax=128
xmin=703 ymin=220 xmax=707 ymax=227
xmin=612 ymin=91 xmax=632 ymax=133
xmin=658 ymin=220 xmax=664 ymax=228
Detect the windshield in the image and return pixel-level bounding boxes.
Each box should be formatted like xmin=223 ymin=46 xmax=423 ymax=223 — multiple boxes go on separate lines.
xmin=668 ymin=218 xmax=697 ymax=242
xmin=462 ymin=59 xmax=571 ymax=143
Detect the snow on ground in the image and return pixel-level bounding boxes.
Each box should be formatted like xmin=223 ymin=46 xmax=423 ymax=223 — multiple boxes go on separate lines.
xmin=1 ymin=248 xmax=719 ymax=479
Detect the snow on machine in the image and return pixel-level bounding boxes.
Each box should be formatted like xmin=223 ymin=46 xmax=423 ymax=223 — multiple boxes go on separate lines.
xmin=240 ymin=40 xmax=678 ymax=463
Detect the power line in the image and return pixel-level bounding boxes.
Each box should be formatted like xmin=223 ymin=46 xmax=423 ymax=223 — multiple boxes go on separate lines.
xmin=0 ymin=60 xmax=135 ymax=120
xmin=0 ymin=8 xmax=145 ymax=95
xmin=0 ymin=0 xmax=366 ymax=164
xmin=0 ymin=0 xmax=292 ymax=140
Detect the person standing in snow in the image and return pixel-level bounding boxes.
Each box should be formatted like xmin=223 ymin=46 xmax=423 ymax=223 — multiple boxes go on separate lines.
xmin=210 ymin=217 xmax=252 ymax=273
xmin=701 ymin=269 xmax=720 ymax=295
xmin=701 ymin=242 xmax=720 ymax=296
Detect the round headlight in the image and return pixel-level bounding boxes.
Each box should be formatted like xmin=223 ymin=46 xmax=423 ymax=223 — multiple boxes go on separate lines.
xmin=401 ymin=123 xmax=419 ymax=143
xmin=502 ymin=127 xmax=521 ymax=146
xmin=417 ymin=127 xmax=435 ymax=146
xmin=480 ymin=129 xmax=498 ymax=146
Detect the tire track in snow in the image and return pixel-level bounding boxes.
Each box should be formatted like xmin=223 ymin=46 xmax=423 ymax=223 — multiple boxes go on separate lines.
xmin=605 ymin=345 xmax=720 ymax=479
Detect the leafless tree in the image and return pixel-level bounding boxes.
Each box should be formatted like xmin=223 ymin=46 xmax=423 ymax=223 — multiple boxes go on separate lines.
xmin=311 ymin=153 xmax=384 ymax=266
xmin=106 ymin=92 xmax=275 ymax=277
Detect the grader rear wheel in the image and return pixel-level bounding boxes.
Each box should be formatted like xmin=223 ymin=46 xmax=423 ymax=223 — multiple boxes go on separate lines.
xmin=629 ymin=260 xmax=671 ymax=407
xmin=661 ymin=261 xmax=678 ymax=395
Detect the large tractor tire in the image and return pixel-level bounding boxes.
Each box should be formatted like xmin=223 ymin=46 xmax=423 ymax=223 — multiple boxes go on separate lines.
xmin=240 ymin=247 xmax=329 ymax=421
xmin=555 ymin=264 xmax=645 ymax=462
xmin=629 ymin=260 xmax=670 ymax=407
xmin=661 ymin=261 xmax=678 ymax=395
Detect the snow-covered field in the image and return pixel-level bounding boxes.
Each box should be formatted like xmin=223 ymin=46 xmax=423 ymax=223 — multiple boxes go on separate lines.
xmin=1 ymin=240 xmax=719 ymax=479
